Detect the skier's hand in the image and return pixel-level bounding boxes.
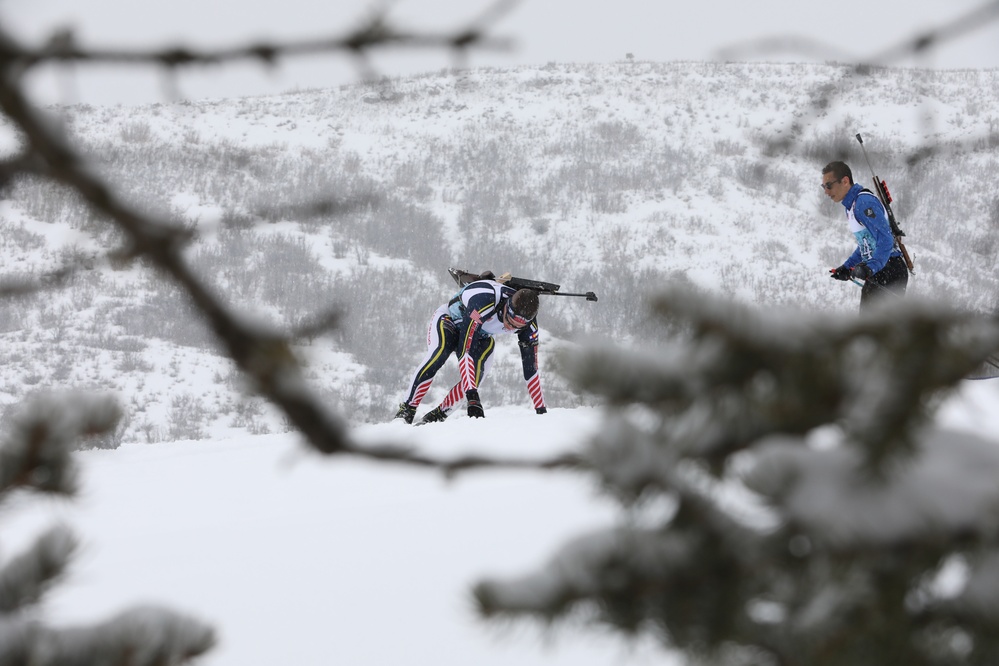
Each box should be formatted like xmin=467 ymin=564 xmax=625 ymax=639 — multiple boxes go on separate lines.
xmin=851 ymin=262 xmax=873 ymax=280
xmin=466 ymin=389 xmax=485 ymax=418
xmin=829 ymin=266 xmax=851 ymax=281
xmin=535 ymin=407 xmax=547 ymax=415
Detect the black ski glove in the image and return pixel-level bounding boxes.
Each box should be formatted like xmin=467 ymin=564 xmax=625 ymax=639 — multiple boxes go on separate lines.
xmin=466 ymin=389 xmax=484 ymax=418
xmin=829 ymin=266 xmax=851 ymax=281
xmin=851 ymin=263 xmax=873 ymax=280
xmin=536 ymin=407 xmax=547 ymax=415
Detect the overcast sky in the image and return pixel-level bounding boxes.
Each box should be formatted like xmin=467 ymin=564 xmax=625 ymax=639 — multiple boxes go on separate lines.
xmin=2 ymin=0 xmax=999 ymax=106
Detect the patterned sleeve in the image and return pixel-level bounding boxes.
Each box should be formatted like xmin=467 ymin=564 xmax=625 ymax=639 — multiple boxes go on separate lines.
xmin=518 ymin=323 xmax=544 ymax=409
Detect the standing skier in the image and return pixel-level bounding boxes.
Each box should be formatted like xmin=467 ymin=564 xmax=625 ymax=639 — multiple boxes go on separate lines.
xmin=823 ymin=160 xmax=908 ymax=309
xmin=393 ymin=278 xmax=547 ymax=424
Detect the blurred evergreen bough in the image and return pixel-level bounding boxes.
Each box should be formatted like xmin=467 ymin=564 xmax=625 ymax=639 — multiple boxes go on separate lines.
xmin=475 ymin=287 xmax=999 ymax=666
xmin=0 ymin=391 xmax=215 ymax=666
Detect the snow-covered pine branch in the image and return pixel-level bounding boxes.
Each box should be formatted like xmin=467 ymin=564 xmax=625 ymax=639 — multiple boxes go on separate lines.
xmin=476 ymin=288 xmax=999 ymax=666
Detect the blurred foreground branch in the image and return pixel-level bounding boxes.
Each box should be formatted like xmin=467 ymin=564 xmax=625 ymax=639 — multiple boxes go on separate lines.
xmin=0 ymin=1 xmax=517 ymax=81
xmin=0 ymin=392 xmax=216 ymax=665
xmin=476 ymin=287 xmax=999 ymax=666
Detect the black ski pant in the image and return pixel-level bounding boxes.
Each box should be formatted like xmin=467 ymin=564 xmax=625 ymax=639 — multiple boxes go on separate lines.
xmin=860 ymin=255 xmax=908 ymax=311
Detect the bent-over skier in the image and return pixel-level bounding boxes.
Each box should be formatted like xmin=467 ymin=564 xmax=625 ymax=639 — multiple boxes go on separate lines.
xmin=394 ymin=278 xmax=546 ymax=424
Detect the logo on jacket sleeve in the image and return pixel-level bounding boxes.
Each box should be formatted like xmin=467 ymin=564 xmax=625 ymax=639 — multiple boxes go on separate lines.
xmin=864 ymin=207 xmax=876 ymax=218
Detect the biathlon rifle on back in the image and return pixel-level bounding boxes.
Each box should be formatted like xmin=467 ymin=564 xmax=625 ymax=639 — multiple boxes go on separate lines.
xmin=855 ymin=133 xmax=915 ymax=274
xmin=448 ymin=267 xmax=598 ymax=302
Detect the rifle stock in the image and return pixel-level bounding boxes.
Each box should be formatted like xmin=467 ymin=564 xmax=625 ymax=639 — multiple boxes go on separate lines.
xmin=875 ymin=183 xmax=916 ymax=273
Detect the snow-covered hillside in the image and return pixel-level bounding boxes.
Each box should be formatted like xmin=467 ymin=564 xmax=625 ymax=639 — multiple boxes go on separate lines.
xmin=1 ymin=60 xmax=997 ymax=437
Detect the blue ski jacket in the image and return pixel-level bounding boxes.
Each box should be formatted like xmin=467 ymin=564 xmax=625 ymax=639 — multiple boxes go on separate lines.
xmin=840 ymin=183 xmax=901 ymax=274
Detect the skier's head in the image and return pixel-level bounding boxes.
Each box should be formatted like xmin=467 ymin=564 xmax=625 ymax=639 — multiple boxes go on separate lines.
xmin=821 ymin=161 xmax=854 ymax=203
xmin=822 ymin=161 xmax=853 ymax=185
xmin=503 ymin=289 xmax=539 ymax=329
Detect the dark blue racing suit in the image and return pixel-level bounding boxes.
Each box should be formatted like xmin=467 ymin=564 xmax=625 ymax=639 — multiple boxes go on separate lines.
xmin=400 ymin=280 xmax=545 ymax=415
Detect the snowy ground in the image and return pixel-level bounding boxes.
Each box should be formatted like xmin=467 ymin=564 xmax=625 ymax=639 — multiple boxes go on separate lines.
xmin=5 ymin=380 xmax=999 ymax=666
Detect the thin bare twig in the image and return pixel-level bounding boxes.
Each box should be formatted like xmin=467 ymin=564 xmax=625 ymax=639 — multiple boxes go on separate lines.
xmin=0 ymin=5 xmax=516 ymax=72
xmin=715 ymin=1 xmax=999 ymax=163
xmin=714 ymin=0 xmax=999 ymax=68
xmin=870 ymin=0 xmax=999 ymax=63
xmin=341 ymin=442 xmax=586 ymax=478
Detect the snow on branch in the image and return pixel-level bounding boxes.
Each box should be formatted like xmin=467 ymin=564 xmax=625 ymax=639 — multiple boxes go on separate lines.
xmin=0 ymin=391 xmax=121 ymax=496
xmin=0 ymin=390 xmax=213 ymax=665
xmin=475 ymin=527 xmax=698 ymax=620
xmin=0 ymin=606 xmax=215 ymax=666
xmin=565 ymin=287 xmax=999 ymax=470
xmin=0 ymin=393 xmax=116 ymax=617
xmin=0 ymin=527 xmax=76 ymax=614
xmin=744 ymin=429 xmax=999 ymax=550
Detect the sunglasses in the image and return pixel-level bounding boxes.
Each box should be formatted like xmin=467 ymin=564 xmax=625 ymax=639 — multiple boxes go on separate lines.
xmin=822 ymin=178 xmax=842 ymax=190
xmin=504 ymin=302 xmax=530 ymax=328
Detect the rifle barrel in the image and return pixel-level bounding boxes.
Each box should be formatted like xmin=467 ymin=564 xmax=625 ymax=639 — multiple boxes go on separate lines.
xmin=540 ymin=291 xmax=598 ymax=301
